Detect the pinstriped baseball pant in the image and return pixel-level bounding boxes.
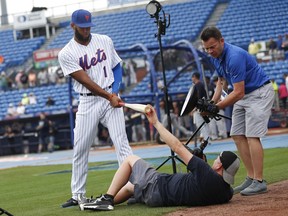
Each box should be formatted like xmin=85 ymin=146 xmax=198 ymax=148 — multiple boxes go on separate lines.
xmin=71 ymin=93 xmax=133 ymax=199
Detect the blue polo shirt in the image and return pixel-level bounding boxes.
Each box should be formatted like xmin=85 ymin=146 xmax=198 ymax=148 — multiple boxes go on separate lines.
xmin=209 ymin=43 xmax=270 ymax=94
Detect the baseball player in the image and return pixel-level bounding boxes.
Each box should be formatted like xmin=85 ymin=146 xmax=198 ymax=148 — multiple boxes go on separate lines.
xmin=58 ymin=9 xmax=133 ymax=208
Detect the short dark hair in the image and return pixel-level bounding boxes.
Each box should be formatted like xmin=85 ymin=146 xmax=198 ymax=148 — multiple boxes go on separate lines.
xmin=200 ymin=26 xmax=223 ymax=41
xmin=192 ymin=72 xmax=200 ymax=79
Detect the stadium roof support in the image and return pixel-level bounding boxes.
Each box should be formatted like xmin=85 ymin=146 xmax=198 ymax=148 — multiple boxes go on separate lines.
xmin=117 ymin=39 xmax=213 ymax=116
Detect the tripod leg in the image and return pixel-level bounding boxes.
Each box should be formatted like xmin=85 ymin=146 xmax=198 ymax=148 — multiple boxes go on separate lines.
xmin=173 ymin=155 xmax=186 ymax=166
xmin=156 ymin=154 xmax=186 ymax=171
xmin=156 ymin=156 xmax=172 ymax=170
xmin=184 ymin=121 xmax=206 ymax=146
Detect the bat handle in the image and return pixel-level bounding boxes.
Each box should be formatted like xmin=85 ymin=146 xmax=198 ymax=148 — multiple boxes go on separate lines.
xmin=118 ymin=102 xmax=125 ymax=106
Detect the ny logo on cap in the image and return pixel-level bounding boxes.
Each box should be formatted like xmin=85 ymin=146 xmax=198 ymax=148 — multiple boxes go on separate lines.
xmin=85 ymin=15 xmax=90 ymax=21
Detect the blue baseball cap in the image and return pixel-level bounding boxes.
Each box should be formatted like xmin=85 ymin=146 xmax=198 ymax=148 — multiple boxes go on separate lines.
xmin=71 ymin=9 xmax=95 ymax=28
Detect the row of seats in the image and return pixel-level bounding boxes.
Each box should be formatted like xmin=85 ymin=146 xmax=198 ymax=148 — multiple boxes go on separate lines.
xmin=0 ymin=31 xmax=45 ymax=70
xmin=0 ymin=84 xmax=79 ymax=120
xmin=217 ymin=0 xmax=288 ymax=48
xmin=48 ymin=0 xmax=217 ymax=50
xmin=49 ymin=0 xmax=288 ymax=51
xmin=1 ymin=0 xmax=287 ymax=73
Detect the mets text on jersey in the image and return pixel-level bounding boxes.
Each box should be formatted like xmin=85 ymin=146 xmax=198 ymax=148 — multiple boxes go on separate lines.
xmin=79 ymin=48 xmax=107 ymax=70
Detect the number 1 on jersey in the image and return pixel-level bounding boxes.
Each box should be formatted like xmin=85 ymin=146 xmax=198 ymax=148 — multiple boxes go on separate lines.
xmin=103 ymin=66 xmax=107 ymax=77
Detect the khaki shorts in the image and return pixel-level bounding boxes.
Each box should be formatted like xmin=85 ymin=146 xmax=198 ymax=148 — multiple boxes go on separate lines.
xmin=129 ymin=159 xmax=163 ymax=207
xmin=230 ymin=83 xmax=274 ymax=137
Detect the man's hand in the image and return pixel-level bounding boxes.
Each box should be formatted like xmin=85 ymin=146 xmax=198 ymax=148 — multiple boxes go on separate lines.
xmin=109 ymin=93 xmax=122 ymax=108
xmin=144 ymin=105 xmax=158 ymax=125
xmin=197 ymin=98 xmax=219 ymax=115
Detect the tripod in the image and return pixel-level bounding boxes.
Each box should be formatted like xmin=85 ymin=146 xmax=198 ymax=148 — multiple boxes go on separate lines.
xmin=0 ymin=208 xmax=13 ymax=216
xmin=184 ymin=113 xmax=231 ymax=146
xmin=156 ymin=111 xmax=231 ymax=171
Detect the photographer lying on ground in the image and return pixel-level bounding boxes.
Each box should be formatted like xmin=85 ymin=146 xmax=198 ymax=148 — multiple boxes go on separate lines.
xmin=80 ymin=105 xmax=240 ymax=211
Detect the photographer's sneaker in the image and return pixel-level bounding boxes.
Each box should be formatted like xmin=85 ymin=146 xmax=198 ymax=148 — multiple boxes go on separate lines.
xmin=233 ymin=176 xmax=253 ymax=194
xmin=240 ymin=180 xmax=267 ymax=196
xmin=80 ymin=194 xmax=114 ymax=211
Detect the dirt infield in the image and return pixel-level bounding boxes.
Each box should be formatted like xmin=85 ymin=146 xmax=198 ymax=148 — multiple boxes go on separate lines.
xmin=166 ymin=180 xmax=288 ymax=216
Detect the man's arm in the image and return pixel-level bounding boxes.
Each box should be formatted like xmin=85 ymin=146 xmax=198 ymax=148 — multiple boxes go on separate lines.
xmin=70 ymin=70 xmax=122 ymax=107
xmin=216 ymin=81 xmax=245 ymax=109
xmin=145 ymin=105 xmax=193 ymax=164
xmin=211 ymin=77 xmax=223 ymax=103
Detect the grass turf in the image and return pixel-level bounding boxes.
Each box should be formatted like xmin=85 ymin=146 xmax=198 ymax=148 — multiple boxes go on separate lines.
xmin=0 ymin=147 xmax=287 ymax=216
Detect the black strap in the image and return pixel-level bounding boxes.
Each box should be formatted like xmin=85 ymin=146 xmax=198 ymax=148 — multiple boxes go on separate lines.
xmin=79 ymin=85 xmax=112 ymax=96
xmin=80 ymin=93 xmax=94 ymax=96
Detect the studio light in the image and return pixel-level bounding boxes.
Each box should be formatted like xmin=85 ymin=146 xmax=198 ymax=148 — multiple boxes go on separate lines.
xmin=146 ymin=0 xmax=162 ymax=17
xmin=146 ymin=0 xmax=180 ymax=172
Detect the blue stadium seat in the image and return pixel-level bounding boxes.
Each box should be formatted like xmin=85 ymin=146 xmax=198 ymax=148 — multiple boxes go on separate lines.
xmin=217 ymin=0 xmax=288 ymax=47
xmin=47 ymin=0 xmax=217 ymax=50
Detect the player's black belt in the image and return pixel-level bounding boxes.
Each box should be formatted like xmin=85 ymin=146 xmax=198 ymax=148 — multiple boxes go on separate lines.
xmin=80 ymin=93 xmax=94 ymax=96
xmin=260 ymin=80 xmax=271 ymax=87
xmin=80 ymin=85 xmax=112 ymax=96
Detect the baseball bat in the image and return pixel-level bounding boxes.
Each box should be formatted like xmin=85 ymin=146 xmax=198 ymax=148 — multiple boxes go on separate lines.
xmin=119 ymin=102 xmax=151 ymax=114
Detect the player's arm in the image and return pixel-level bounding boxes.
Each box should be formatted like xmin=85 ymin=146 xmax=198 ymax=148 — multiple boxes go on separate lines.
xmin=70 ymin=70 xmax=121 ymax=107
xmin=111 ymin=63 xmax=123 ymax=94
xmin=144 ymin=105 xmax=193 ymax=164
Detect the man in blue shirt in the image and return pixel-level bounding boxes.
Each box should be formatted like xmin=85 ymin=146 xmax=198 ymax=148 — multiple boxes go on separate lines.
xmin=200 ymin=26 xmax=274 ymax=196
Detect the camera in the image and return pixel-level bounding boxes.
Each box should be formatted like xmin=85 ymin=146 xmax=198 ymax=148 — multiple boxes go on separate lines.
xmin=193 ymin=138 xmax=208 ymax=162
xmin=184 ymin=138 xmax=208 ymax=162
xmin=196 ymin=98 xmax=219 ymax=114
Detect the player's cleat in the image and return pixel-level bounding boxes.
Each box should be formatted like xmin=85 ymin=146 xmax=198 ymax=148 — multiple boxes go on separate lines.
xmin=77 ymin=194 xmax=90 ymax=204
xmin=61 ymin=198 xmax=78 ymax=208
xmin=62 ymin=194 xmax=89 ymax=208
xmin=78 ymin=194 xmax=93 ymax=211
xmin=80 ymin=194 xmax=114 ymax=211
xmin=240 ymin=180 xmax=267 ymax=196
xmin=233 ymin=176 xmax=253 ymax=194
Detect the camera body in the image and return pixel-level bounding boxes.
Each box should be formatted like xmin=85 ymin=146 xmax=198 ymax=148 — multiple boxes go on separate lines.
xmin=196 ymin=98 xmax=219 ymax=114
xmin=185 ymin=139 xmax=208 ymax=162
xmin=193 ymin=139 xmax=208 ymax=162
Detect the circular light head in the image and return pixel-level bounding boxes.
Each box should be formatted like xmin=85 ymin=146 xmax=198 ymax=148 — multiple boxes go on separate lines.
xmin=146 ymin=0 xmax=162 ymax=17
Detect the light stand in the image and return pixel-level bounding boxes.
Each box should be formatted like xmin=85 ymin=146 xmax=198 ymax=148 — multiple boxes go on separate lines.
xmin=146 ymin=1 xmax=184 ymax=173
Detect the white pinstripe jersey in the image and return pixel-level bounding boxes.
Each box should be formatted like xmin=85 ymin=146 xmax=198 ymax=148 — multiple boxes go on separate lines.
xmin=58 ymin=33 xmax=121 ymax=93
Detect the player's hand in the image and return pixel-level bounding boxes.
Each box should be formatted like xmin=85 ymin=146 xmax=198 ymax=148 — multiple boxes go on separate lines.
xmin=109 ymin=93 xmax=122 ymax=108
xmin=144 ymin=104 xmax=158 ymax=125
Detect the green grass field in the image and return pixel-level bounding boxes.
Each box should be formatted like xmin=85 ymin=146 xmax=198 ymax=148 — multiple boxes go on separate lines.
xmin=1 ymin=148 xmax=288 ymax=216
